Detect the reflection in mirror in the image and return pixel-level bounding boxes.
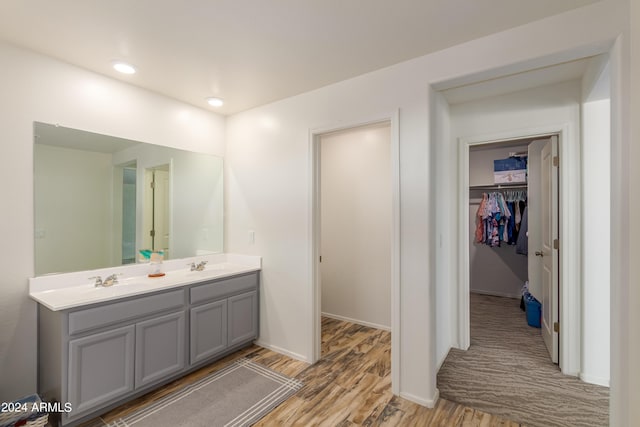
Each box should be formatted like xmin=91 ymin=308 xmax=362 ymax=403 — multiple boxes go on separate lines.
xmin=143 ymin=164 xmax=171 ymax=254
xmin=122 ymin=163 xmax=137 ymax=264
xmin=34 ymin=122 xmax=223 ymax=275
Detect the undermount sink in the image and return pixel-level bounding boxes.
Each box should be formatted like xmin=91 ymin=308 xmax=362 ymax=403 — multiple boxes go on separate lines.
xmin=29 ymin=254 xmax=262 ymax=312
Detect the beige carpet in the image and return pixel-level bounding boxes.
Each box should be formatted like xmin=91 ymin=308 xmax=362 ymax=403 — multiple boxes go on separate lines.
xmin=437 ymin=293 xmax=609 ymax=427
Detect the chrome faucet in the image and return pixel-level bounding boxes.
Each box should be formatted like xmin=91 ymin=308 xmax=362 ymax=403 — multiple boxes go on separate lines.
xmin=90 ymin=273 xmax=121 ymax=287
xmin=187 ymin=261 xmax=208 ymax=271
xmin=103 ymin=273 xmax=122 ymax=287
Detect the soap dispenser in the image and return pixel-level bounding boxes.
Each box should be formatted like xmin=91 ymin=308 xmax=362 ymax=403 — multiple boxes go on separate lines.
xmin=148 ymin=251 xmax=165 ymax=277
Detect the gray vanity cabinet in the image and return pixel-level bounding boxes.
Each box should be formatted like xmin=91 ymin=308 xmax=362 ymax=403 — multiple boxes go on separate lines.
xmin=190 ymin=300 xmax=228 ymax=364
xmin=68 ymin=311 xmax=186 ymax=413
xmin=188 ymin=272 xmax=259 ymax=367
xmin=39 ymin=289 xmax=187 ymax=425
xmin=38 ymin=271 xmax=259 ymax=426
xmin=228 ymin=290 xmax=258 ymax=347
xmin=135 ymin=311 xmax=186 ymax=388
xmin=67 ymin=325 xmax=135 ymax=415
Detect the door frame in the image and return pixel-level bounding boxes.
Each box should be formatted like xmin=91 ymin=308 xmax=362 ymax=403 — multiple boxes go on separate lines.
xmin=309 ymin=110 xmax=400 ymax=395
xmin=457 ymin=123 xmax=581 ymax=375
xmin=140 ymin=161 xmax=174 ymax=258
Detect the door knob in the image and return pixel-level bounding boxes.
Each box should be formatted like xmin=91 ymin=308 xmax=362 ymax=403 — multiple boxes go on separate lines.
xmin=535 ymin=251 xmax=544 ymax=257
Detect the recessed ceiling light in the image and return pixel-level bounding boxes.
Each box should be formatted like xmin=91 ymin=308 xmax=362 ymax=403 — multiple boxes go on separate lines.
xmin=112 ymin=61 xmax=136 ymax=74
xmin=206 ymin=97 xmax=224 ymax=107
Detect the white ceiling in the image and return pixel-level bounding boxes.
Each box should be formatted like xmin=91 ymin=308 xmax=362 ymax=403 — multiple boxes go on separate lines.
xmin=0 ymin=0 xmax=598 ymax=115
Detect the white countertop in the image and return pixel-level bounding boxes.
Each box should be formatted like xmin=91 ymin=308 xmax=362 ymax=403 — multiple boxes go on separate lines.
xmin=29 ymin=254 xmax=261 ymax=311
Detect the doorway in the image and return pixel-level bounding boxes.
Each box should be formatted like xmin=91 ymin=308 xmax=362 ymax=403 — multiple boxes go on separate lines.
xmin=319 ymin=122 xmax=392 ymax=331
xmin=438 ymin=130 xmax=610 ymax=425
xmin=310 ymin=113 xmax=400 ymax=395
xmin=459 ymin=129 xmax=572 ymax=367
xmin=143 ymin=164 xmax=171 ymax=256
xmin=467 ymin=135 xmax=559 ymax=364
xmin=438 ymin=57 xmax=612 ymax=383
xmin=121 ymin=164 xmax=137 ymax=264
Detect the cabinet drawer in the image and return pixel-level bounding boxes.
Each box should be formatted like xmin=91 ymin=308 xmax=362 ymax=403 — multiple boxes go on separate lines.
xmin=69 ymin=290 xmax=185 ymax=335
xmin=190 ymin=272 xmax=258 ymax=305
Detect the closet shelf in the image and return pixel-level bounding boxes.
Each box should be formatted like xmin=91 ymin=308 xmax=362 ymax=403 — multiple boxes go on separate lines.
xmin=469 ymin=183 xmax=528 ymax=190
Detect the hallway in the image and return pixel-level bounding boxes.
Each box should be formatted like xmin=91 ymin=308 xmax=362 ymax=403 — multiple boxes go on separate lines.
xmin=437 ymin=294 xmax=609 ymax=426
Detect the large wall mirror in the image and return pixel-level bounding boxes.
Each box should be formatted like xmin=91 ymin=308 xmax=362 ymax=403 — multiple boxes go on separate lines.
xmin=34 ymin=122 xmax=223 ymax=275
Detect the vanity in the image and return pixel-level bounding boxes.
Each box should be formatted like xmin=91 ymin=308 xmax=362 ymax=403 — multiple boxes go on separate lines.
xmin=30 ymin=254 xmax=260 ymax=426
xmin=30 ymin=123 xmax=253 ymax=425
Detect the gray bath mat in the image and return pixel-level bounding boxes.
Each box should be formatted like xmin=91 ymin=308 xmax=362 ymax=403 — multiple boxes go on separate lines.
xmin=105 ymin=358 xmax=302 ymax=427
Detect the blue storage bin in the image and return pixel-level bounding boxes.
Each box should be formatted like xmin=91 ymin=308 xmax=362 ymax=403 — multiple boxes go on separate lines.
xmin=494 ymin=157 xmax=527 ymax=184
xmin=525 ymin=296 xmax=541 ymax=328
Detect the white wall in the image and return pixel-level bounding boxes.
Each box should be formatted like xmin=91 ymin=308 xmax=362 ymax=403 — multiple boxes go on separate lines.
xmin=225 ymin=65 xmax=435 ymax=405
xmin=320 ymin=123 xmax=391 ymax=330
xmin=225 ymin=2 xmax=626 ymax=407
xmin=0 ymin=41 xmax=225 ymax=400
xmin=468 ymin=144 xmax=529 ymax=299
xmin=581 ymin=61 xmax=611 ymax=386
xmin=450 ymin=81 xmax=581 ymax=139
xmin=34 ymin=145 xmax=113 ymax=275
xmin=626 ymin=4 xmax=640 ymax=423
xmin=433 ymin=90 xmax=453 ymax=368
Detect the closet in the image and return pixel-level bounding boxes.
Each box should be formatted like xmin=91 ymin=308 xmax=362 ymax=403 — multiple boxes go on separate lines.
xmin=468 ymin=140 xmax=531 ymax=299
xmin=319 ymin=122 xmax=392 ymax=330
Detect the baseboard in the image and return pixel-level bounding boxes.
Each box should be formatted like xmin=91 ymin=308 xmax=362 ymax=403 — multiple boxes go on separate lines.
xmin=254 ymin=340 xmax=310 ymax=363
xmin=470 ymin=289 xmax=521 ymax=299
xmin=436 ymin=347 xmax=451 ymax=371
xmin=399 ymin=388 xmax=439 ymax=408
xmin=580 ymin=372 xmax=610 ymax=387
xmin=321 ymin=312 xmax=391 ymax=331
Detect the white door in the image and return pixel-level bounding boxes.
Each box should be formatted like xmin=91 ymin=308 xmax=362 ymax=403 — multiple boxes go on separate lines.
xmin=154 ymin=169 xmax=171 ymax=254
xmin=143 ymin=170 xmax=154 ymax=251
xmin=528 ymin=136 xmax=559 ymax=363
xmin=143 ymin=166 xmax=171 ymax=255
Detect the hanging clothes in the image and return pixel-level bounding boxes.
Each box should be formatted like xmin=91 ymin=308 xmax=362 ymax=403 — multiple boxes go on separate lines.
xmin=516 ymin=206 xmax=529 ymax=255
xmin=506 ymin=201 xmax=516 ymax=244
xmin=475 ymin=193 xmax=488 ymax=244
xmin=474 ymin=190 xmax=526 ymax=248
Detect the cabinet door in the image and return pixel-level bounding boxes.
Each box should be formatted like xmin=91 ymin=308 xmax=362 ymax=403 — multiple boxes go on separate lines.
xmin=135 ymin=311 xmax=186 ymax=388
xmin=190 ymin=300 xmax=227 ymax=365
xmin=228 ymin=290 xmax=258 ymax=347
xmin=68 ymin=325 xmax=135 ymax=415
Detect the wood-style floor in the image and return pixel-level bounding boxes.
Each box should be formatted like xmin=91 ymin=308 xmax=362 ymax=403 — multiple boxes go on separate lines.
xmin=84 ymin=318 xmax=521 ymax=426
